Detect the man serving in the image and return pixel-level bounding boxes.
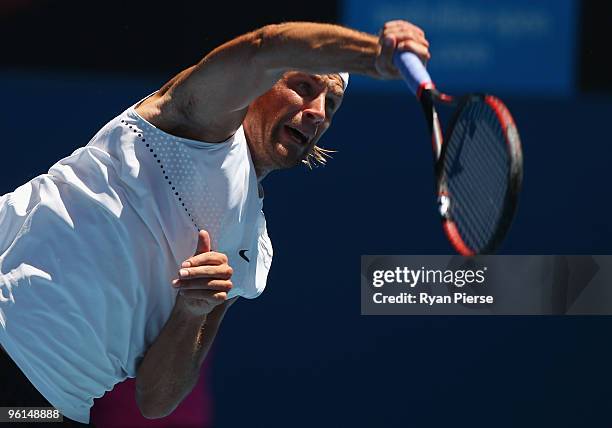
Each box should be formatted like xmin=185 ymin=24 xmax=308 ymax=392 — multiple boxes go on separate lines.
xmin=0 ymin=20 xmax=429 ymax=425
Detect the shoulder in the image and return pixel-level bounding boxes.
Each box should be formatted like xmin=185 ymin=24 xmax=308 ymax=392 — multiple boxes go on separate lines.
xmin=134 ymin=89 xmax=247 ymax=144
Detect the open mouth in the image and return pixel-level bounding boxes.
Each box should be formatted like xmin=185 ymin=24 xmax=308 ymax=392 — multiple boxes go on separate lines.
xmin=284 ymin=125 xmax=309 ymax=145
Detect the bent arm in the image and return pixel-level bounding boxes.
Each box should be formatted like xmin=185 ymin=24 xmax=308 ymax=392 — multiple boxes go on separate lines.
xmin=137 ymin=22 xmax=379 ymax=142
xmin=180 ymin=22 xmax=380 ymax=111
xmin=135 ymin=295 xmax=233 ymax=419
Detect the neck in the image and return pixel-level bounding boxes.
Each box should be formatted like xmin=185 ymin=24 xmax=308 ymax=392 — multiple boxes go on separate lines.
xmin=254 ymin=167 xmax=268 ymax=199
xmin=245 ymin=133 xmax=271 ymax=180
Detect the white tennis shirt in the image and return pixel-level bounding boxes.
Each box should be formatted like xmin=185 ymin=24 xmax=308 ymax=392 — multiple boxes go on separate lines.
xmin=0 ymin=99 xmax=273 ymax=423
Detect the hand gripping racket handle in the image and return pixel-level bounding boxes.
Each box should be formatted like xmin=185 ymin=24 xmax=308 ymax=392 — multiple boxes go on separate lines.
xmin=393 ymin=51 xmax=433 ymax=97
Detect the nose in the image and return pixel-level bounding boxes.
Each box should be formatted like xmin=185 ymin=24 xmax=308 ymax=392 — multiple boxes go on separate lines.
xmin=303 ymin=93 xmax=326 ymax=126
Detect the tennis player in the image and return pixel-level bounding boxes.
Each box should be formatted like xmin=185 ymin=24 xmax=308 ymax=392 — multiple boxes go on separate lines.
xmin=0 ymin=20 xmax=429 ymax=426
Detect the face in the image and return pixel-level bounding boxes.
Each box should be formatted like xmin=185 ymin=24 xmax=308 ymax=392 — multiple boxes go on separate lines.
xmin=243 ymin=72 xmax=344 ymax=177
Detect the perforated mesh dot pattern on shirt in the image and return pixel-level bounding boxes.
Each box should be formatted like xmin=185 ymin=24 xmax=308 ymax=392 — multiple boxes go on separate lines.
xmin=120 ymin=119 xmax=224 ymax=242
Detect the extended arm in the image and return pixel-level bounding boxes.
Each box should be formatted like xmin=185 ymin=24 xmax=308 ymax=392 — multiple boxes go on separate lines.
xmin=136 ymin=21 xmax=429 ymax=142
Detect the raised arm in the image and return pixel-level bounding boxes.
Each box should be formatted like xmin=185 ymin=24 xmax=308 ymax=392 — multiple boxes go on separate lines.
xmin=136 ymin=21 xmax=429 ymax=142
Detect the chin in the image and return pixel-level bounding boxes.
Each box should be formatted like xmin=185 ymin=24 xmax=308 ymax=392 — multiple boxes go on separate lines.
xmin=275 ymin=156 xmax=301 ymax=170
xmin=273 ymin=144 xmax=303 ymax=169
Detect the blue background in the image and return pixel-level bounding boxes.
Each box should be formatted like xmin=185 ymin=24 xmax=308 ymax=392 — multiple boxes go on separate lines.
xmin=342 ymin=0 xmax=578 ymax=95
xmin=1 ymin=67 xmax=611 ymax=427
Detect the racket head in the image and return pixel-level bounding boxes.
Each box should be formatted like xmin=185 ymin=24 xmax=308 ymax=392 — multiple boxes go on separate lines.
xmin=435 ymin=93 xmax=523 ymax=255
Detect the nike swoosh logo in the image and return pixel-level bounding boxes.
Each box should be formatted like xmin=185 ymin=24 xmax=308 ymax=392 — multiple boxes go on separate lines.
xmin=239 ymin=249 xmax=250 ymax=262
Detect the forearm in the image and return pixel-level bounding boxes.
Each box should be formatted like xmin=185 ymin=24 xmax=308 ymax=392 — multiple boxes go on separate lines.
xmin=257 ymin=22 xmax=380 ymax=77
xmin=135 ymin=296 xmax=229 ymax=419
xmin=170 ymin=22 xmax=379 ymax=115
xmin=139 ymin=20 xmax=415 ymax=141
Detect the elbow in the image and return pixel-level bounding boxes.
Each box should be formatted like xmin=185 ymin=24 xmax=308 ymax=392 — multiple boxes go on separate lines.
xmin=249 ymin=24 xmax=292 ymax=74
xmin=136 ymin=396 xmax=169 ymax=420
xmin=135 ymin=386 xmax=177 ymax=420
xmin=258 ymin=23 xmax=277 ymax=45
xmin=256 ymin=23 xmax=297 ymax=52
xmin=250 ymin=25 xmax=273 ymax=60
xmin=254 ymin=23 xmax=289 ymax=56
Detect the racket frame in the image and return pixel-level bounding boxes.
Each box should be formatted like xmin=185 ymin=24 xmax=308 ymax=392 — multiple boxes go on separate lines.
xmin=418 ymin=87 xmax=523 ymax=255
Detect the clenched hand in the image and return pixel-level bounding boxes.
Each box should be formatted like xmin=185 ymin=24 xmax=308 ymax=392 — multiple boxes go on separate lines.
xmin=375 ymin=20 xmax=430 ymax=79
xmin=172 ymin=229 xmax=234 ymax=316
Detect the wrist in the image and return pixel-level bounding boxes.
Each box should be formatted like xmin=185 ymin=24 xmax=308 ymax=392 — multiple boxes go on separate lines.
xmin=174 ymin=293 xmax=209 ymax=321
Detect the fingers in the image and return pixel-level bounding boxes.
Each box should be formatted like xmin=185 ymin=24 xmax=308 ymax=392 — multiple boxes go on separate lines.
xmin=383 ymin=20 xmax=425 ymax=37
xmin=195 ymin=229 xmax=211 ymax=255
xmin=173 ymin=264 xmax=233 ymax=290
xmin=394 ymin=31 xmax=429 ymax=48
xmin=181 ymin=251 xmax=228 ymax=269
xmin=381 ymin=21 xmax=430 ymax=59
xmin=376 ymin=20 xmax=431 ymax=77
xmin=174 ymin=229 xmax=234 ymax=316
xmin=173 ymin=277 xmax=233 ymax=292
xmin=175 ymin=228 xmax=234 ymax=294
xmin=178 ymin=260 xmax=233 ymax=279
xmin=377 ymin=34 xmax=397 ymax=76
xmin=397 ymin=40 xmax=431 ymax=64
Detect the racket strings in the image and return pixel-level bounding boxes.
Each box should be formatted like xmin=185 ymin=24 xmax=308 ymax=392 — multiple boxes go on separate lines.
xmin=449 ymin=148 xmax=503 ymax=246
xmin=443 ymin=100 xmax=510 ymax=252
xmin=452 ymin=130 xmax=508 ymax=248
xmin=453 ymin=111 xmax=508 ymax=249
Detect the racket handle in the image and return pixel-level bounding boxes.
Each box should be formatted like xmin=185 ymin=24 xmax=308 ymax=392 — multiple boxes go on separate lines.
xmin=393 ymin=51 xmax=433 ymax=97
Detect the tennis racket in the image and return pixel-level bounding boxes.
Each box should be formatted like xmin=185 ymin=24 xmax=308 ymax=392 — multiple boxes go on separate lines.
xmin=393 ymin=51 xmax=523 ymax=255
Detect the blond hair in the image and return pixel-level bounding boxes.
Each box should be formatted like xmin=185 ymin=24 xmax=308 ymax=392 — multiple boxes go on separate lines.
xmin=302 ymin=145 xmax=337 ymax=168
